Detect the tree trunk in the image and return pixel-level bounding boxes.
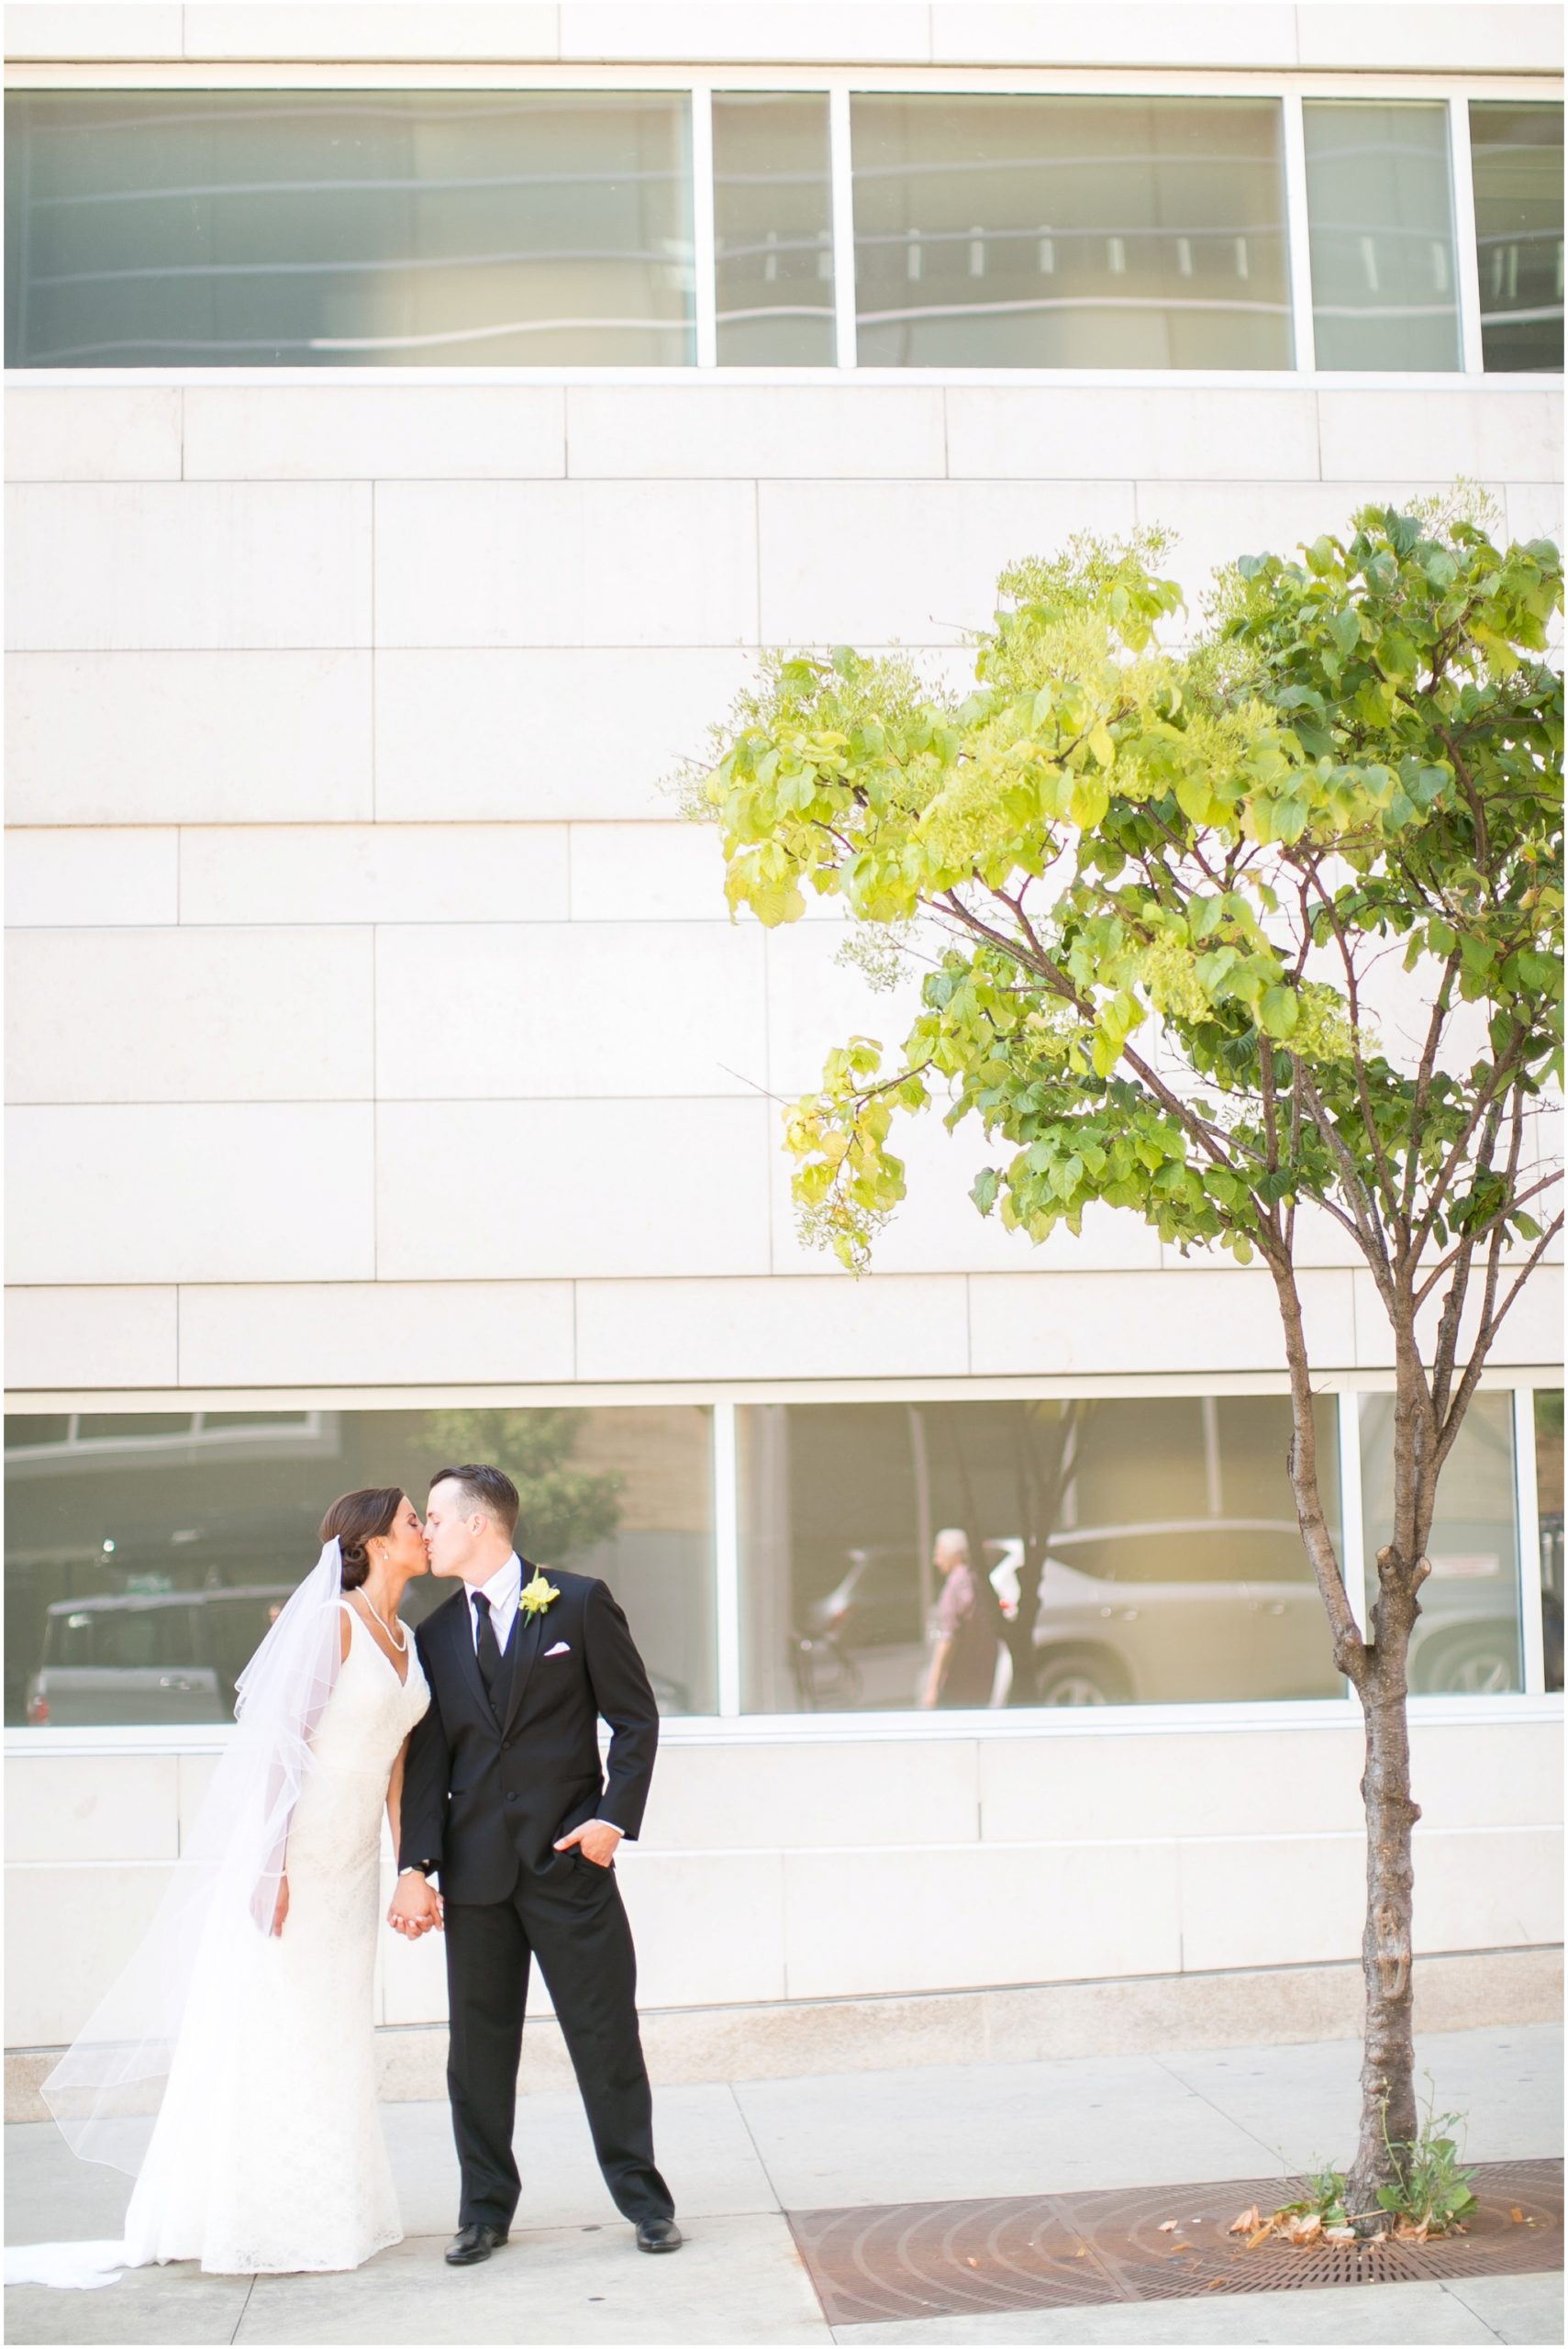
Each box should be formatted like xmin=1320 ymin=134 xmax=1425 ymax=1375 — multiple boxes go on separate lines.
xmin=1346 ymin=1612 xmax=1423 ymax=2221
xmin=1342 ymin=1334 xmax=1438 ymax=2223
xmin=1273 ymin=1264 xmax=1434 ymax=2225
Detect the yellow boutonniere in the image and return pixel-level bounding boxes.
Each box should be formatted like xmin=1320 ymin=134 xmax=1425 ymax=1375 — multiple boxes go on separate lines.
xmin=519 ymin=1568 xmax=561 ymax=1618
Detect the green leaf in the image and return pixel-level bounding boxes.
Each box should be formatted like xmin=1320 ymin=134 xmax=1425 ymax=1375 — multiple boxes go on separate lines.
xmin=1070 ymin=772 xmax=1111 ymax=829
xmin=1259 ymin=985 xmax=1299 ymax=1040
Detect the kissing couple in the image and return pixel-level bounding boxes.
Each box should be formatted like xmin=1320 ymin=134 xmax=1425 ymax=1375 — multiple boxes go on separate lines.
xmin=11 ymin=1464 xmax=680 ymax=2287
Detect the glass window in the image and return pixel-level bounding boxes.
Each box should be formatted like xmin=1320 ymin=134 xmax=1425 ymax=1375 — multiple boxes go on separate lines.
xmin=713 ymin=93 xmax=835 ymax=364
xmin=849 ymin=95 xmax=1292 ymax=368
xmin=1359 ymin=1390 xmax=1521 ymax=1694
xmin=1470 ymin=101 xmax=1565 ymax=373
xmin=3 ymin=90 xmax=695 ymax=366
xmin=1303 ymin=102 xmax=1460 ymax=370
xmin=6 ymin=1405 xmax=713 ymax=1725
xmin=1537 ymin=1389 xmax=1563 ymax=1694
xmin=739 ymin=1395 xmax=1342 ymax=1712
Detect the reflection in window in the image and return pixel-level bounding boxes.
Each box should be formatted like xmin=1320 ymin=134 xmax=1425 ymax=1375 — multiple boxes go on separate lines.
xmin=1470 ymin=102 xmax=1565 ymax=373
xmin=850 ymin=95 xmax=1292 ymax=368
xmin=1303 ymin=102 xmax=1460 ymax=370
xmin=5 ymin=1405 xmax=713 ymax=1726
xmin=714 ymin=93 xmax=834 ymax=364
xmin=739 ymin=1396 xmax=1341 ymax=1712
xmin=1537 ymin=1389 xmax=1563 ymax=1693
xmin=1359 ymin=1390 xmax=1521 ymax=1694
xmin=3 ymin=91 xmax=695 ymax=366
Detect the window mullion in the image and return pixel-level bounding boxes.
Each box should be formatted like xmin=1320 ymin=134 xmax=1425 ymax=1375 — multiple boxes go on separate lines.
xmin=1515 ymin=1388 xmax=1547 ymax=1695
xmin=713 ymin=1398 xmax=742 ymax=1716
xmin=691 ymin=83 xmax=717 ymax=368
xmin=828 ymin=83 xmax=858 ymax=370
xmin=1450 ymin=92 xmax=1485 ymax=373
xmin=1282 ymin=91 xmax=1317 ymax=374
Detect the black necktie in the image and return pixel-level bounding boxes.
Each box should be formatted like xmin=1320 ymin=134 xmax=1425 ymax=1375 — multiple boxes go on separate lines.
xmin=473 ymin=1590 xmax=507 ymax=1715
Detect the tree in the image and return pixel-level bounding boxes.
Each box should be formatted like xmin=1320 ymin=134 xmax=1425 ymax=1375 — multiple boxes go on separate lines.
xmin=699 ymin=499 xmax=1562 ymax=2219
xmin=423 ymin=1408 xmax=623 ymax=1563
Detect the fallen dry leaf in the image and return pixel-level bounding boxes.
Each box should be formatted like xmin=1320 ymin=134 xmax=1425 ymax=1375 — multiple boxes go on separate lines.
xmin=1511 ymin=2208 xmax=1526 ymax=2224
xmin=1393 ymin=2221 xmax=1429 ymax=2244
xmin=1157 ymin=2219 xmax=1179 ymax=2232
xmin=1246 ymin=2223 xmax=1277 ymax=2250
xmin=1206 ymin=2277 xmax=1226 ymax=2290
xmin=1229 ymin=2206 xmax=1261 ymax=2235
xmin=965 ymin=2257 xmax=977 ymax=2268
xmin=1073 ymin=2247 xmax=1087 ymax=2259
xmin=1323 ymin=2226 xmax=1356 ymax=2243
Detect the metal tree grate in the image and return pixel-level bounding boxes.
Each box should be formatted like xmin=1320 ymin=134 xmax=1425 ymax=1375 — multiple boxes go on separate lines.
xmin=784 ymin=2159 xmax=1563 ymax=2325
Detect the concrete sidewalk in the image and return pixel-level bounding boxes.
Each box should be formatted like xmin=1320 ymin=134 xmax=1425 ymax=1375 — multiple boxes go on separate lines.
xmin=5 ymin=2022 xmax=1562 ymax=2345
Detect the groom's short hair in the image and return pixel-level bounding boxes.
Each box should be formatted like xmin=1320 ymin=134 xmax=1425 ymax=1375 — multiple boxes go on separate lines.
xmin=430 ymin=1462 xmax=520 ymax=1538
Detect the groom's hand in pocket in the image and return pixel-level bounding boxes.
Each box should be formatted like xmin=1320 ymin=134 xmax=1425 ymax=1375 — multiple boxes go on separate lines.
xmin=387 ymin=1870 xmax=443 ymax=1938
xmin=554 ymin=1820 xmax=623 ymax=1868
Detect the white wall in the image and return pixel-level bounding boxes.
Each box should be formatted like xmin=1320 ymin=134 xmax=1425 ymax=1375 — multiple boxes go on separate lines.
xmin=3 ymin=3 xmax=1562 ymax=70
xmin=5 ymin=379 xmax=1562 ymax=1388
xmin=6 ymin=1712 xmax=1561 ymax=2048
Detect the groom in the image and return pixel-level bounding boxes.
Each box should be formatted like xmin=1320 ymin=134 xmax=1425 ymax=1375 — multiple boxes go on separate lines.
xmin=389 ymin=1463 xmax=680 ymax=2264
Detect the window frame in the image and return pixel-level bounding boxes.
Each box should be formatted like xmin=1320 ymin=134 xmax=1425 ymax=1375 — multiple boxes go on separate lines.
xmin=4 ymin=60 xmax=1561 ymax=384
xmin=6 ymin=1366 xmax=1558 ymax=1754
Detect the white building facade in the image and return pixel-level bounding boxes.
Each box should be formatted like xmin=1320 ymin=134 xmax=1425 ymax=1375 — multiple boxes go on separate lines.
xmin=4 ymin=1 xmax=1562 ymax=2109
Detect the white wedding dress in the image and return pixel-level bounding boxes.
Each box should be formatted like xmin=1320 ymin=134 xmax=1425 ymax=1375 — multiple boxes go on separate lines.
xmin=11 ymin=1597 xmax=429 ymax=2285
xmin=127 ymin=1603 xmax=430 ymax=2274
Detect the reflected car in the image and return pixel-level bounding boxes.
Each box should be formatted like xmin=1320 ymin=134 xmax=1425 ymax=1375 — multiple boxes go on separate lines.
xmin=28 ymin=1586 xmax=697 ymax=1727
xmin=27 ymin=1585 xmax=296 ymax=1726
xmin=1404 ymin=1531 xmax=1529 ymax=1693
xmin=1021 ymin=1521 xmax=1333 ymax=1705
xmin=1020 ymin=1517 xmax=1528 ymax=1704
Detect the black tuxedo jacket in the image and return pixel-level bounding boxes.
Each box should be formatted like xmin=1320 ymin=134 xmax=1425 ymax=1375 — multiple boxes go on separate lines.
xmin=400 ymin=1564 xmax=660 ymax=1906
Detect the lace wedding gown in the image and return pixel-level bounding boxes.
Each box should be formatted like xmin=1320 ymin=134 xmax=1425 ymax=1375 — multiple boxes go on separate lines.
xmin=118 ymin=1602 xmax=429 ymax=2275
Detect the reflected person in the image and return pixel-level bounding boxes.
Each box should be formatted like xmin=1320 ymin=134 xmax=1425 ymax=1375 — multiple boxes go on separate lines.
xmin=919 ymin=1527 xmax=1004 ymax=1709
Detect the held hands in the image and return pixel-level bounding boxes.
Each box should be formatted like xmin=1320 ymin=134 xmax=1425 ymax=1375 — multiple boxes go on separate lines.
xmin=387 ymin=1871 xmax=444 ymax=1939
xmin=553 ymin=1820 xmax=623 ymax=1868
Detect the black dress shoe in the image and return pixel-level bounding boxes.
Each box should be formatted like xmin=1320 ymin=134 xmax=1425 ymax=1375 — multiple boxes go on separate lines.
xmin=636 ymin=2216 xmax=683 ymax=2253
xmin=445 ymin=2221 xmax=509 ymax=2266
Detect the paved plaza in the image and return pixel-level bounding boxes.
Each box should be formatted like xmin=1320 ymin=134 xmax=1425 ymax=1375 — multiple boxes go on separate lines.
xmin=5 ymin=2021 xmax=1562 ymax=2344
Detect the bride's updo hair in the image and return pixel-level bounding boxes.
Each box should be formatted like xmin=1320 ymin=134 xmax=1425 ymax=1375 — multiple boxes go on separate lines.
xmin=318 ymin=1487 xmax=404 ymax=1592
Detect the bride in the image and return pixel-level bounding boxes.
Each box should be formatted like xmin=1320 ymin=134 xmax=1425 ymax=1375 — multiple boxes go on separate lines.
xmin=9 ymin=1486 xmax=431 ymax=2284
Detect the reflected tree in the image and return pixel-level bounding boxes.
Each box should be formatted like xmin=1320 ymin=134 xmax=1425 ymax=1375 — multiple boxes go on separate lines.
xmin=424 ymin=1409 xmax=623 ymax=1564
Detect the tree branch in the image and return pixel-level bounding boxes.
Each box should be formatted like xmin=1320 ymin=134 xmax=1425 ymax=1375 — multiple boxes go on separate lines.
xmin=1436 ymin=1212 xmax=1566 ymax=1475
xmin=1400 ymin=947 xmax=1462 ymax=1224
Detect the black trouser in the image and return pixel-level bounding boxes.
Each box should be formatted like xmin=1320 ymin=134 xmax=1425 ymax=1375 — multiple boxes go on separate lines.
xmin=443 ymin=1859 xmax=673 ymax=2232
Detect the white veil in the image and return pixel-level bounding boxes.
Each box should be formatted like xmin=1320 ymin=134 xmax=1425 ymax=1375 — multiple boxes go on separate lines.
xmin=39 ymin=1537 xmax=347 ymax=2177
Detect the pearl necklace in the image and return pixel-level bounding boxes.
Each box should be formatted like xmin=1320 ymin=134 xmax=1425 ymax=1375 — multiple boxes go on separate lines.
xmin=358 ymin=1589 xmax=408 ymax=1653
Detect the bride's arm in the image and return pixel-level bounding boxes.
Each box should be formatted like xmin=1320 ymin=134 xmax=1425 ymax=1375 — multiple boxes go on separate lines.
xmin=386 ymin=1732 xmax=410 ymax=1862
xmin=268 ymin=1609 xmax=352 ymax=1936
